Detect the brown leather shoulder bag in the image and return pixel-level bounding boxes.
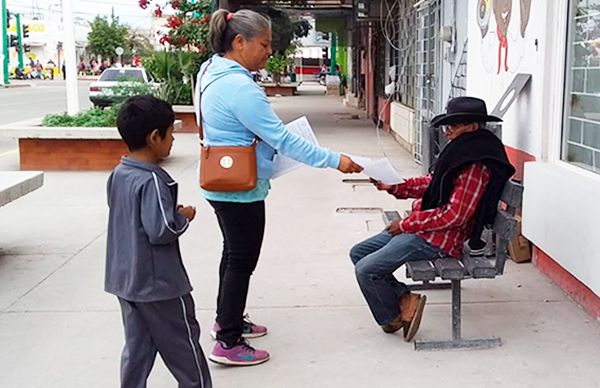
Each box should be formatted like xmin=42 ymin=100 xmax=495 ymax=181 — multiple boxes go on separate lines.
xmin=197 ymin=59 xmax=258 ymax=192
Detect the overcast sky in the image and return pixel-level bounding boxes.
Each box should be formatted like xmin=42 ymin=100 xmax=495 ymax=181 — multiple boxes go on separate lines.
xmin=8 ymin=0 xmax=154 ymax=28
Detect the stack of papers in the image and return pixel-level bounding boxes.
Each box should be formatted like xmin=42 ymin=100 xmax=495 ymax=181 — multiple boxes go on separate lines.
xmin=271 ymin=116 xmax=405 ymax=185
xmin=272 ymin=116 xmax=319 ymax=179
xmin=352 ymin=157 xmax=405 ymax=185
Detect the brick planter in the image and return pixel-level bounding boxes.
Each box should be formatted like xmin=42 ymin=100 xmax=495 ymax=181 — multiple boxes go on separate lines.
xmin=260 ymin=83 xmax=298 ymax=97
xmin=0 ymin=118 xmax=181 ymax=171
xmin=19 ymin=138 xmax=129 ymax=171
xmin=173 ymin=105 xmax=198 ymax=134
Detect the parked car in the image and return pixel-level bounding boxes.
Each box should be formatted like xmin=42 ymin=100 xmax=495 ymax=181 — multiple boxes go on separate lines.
xmin=89 ymin=67 xmax=158 ymax=107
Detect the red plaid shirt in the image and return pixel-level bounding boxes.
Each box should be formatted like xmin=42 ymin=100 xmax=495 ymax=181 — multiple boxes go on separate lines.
xmin=388 ymin=163 xmax=491 ymax=258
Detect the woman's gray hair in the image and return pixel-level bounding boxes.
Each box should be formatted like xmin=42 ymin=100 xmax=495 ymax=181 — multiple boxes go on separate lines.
xmin=209 ymin=9 xmax=271 ymax=54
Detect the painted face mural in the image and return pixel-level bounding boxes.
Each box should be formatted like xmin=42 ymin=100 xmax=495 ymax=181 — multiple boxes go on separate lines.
xmin=493 ymin=0 xmax=513 ymax=74
xmin=477 ymin=0 xmax=492 ymax=38
xmin=477 ymin=0 xmax=533 ymax=76
xmin=520 ymin=0 xmax=532 ymax=38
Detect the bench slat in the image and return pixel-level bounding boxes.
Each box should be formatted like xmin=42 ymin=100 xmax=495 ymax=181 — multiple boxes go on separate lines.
xmin=382 ymin=210 xmax=401 ymax=226
xmin=406 ymin=260 xmax=437 ymax=281
xmin=462 ymin=255 xmax=497 ymax=278
xmin=434 ymin=258 xmax=465 ymax=280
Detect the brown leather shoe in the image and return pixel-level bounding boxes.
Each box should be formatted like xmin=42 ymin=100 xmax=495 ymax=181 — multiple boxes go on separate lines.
xmin=399 ymin=293 xmax=427 ymax=342
xmin=380 ymin=313 xmax=405 ymax=334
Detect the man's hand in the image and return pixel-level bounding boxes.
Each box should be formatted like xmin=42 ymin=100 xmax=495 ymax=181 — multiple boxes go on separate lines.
xmin=337 ymin=154 xmax=363 ymax=174
xmin=178 ymin=205 xmax=196 ymax=221
xmin=370 ymin=179 xmax=393 ymax=191
xmin=386 ymin=219 xmax=403 ymax=236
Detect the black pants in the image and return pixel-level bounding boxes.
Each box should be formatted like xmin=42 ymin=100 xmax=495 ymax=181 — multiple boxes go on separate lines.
xmin=118 ymin=294 xmax=212 ymax=388
xmin=209 ymin=200 xmax=265 ymax=346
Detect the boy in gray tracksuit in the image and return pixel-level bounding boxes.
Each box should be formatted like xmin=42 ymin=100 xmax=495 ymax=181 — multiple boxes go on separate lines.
xmin=105 ymin=95 xmax=212 ymax=388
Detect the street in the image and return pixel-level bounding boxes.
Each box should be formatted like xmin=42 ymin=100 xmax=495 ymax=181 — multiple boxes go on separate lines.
xmin=0 ymin=80 xmax=93 ymax=156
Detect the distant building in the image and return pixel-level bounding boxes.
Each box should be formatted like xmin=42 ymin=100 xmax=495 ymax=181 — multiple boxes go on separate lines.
xmin=6 ymin=16 xmax=90 ymax=71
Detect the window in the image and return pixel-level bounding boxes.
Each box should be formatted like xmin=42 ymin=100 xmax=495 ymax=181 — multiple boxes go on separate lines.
xmin=100 ymin=69 xmax=145 ymax=82
xmin=563 ymin=1 xmax=600 ymax=173
xmin=395 ymin=0 xmax=416 ymax=108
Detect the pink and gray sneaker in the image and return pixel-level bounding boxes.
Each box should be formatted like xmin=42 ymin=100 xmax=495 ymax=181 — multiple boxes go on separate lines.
xmin=210 ymin=314 xmax=268 ymax=339
xmin=209 ymin=339 xmax=270 ymax=366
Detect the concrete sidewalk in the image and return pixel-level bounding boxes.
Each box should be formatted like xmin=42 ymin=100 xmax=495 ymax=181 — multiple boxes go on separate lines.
xmin=0 ymin=84 xmax=599 ymax=388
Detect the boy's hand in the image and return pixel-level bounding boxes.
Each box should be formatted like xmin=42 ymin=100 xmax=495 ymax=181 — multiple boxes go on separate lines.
xmin=370 ymin=178 xmax=393 ymax=191
xmin=178 ymin=206 xmax=196 ymax=221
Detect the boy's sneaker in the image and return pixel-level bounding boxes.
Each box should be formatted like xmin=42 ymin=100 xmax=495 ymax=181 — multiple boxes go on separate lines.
xmin=208 ymin=339 xmax=270 ymax=366
xmin=210 ymin=314 xmax=268 ymax=339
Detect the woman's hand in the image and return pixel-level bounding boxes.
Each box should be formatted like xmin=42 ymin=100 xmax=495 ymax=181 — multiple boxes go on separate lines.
xmin=337 ymin=155 xmax=363 ymax=173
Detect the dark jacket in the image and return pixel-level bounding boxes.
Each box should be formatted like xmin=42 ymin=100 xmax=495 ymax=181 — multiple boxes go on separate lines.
xmin=421 ymin=129 xmax=515 ymax=243
xmin=105 ymin=157 xmax=192 ymax=302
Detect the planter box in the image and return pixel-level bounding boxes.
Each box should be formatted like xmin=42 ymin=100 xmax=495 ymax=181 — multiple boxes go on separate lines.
xmin=260 ymin=83 xmax=298 ymax=97
xmin=0 ymin=118 xmax=181 ymax=171
xmin=173 ymin=105 xmax=198 ymax=134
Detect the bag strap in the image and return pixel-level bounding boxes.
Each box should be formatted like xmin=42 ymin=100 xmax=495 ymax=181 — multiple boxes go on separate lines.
xmin=197 ymin=58 xmax=213 ymax=141
xmin=197 ymin=58 xmax=259 ymax=146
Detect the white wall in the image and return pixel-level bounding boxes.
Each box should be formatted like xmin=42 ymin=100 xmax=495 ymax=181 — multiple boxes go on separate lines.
xmin=466 ymin=0 xmax=547 ymax=158
xmin=390 ymin=102 xmax=415 ymax=152
xmin=523 ymin=162 xmax=600 ymax=296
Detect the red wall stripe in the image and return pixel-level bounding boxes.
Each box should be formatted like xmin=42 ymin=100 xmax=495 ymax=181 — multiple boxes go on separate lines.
xmin=533 ymin=247 xmax=600 ymax=320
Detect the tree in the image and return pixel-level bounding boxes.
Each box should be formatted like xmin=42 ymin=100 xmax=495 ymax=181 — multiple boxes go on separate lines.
xmin=139 ymin=0 xmax=212 ymax=61
xmin=126 ymin=27 xmax=155 ymax=59
xmin=87 ymin=17 xmax=128 ymax=61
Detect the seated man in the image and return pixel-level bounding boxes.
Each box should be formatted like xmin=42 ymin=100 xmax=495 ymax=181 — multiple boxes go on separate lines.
xmin=350 ymin=96 xmax=515 ymax=341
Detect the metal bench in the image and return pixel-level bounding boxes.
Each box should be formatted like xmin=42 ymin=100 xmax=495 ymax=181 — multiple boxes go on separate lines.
xmin=382 ymin=180 xmax=523 ymax=350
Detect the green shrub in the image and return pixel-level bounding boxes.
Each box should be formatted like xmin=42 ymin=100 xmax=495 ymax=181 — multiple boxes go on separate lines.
xmin=42 ymin=106 xmax=119 ymax=127
xmin=143 ymin=50 xmax=201 ymax=105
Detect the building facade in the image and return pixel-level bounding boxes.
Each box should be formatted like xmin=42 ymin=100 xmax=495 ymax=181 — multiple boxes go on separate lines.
xmin=466 ymin=0 xmax=600 ymax=318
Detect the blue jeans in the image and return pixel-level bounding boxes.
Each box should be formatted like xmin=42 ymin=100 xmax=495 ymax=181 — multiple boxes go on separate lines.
xmin=350 ymin=231 xmax=443 ymax=325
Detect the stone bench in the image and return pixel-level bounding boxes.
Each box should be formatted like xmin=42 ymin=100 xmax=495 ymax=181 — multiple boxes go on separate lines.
xmin=0 ymin=119 xmax=181 ymax=171
xmin=382 ymin=180 xmax=524 ymax=350
xmin=0 ymin=171 xmax=44 ymax=207
xmin=259 ymin=83 xmax=298 ymax=97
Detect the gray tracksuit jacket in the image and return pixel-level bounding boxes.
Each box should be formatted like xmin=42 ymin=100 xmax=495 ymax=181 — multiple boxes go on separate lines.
xmin=105 ymin=157 xmax=192 ymax=302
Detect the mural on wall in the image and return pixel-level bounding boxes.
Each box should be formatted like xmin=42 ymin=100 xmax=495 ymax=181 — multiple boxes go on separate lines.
xmin=477 ymin=0 xmax=532 ymax=75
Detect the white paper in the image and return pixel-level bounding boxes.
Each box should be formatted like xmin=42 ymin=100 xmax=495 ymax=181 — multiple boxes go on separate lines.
xmin=272 ymin=116 xmax=320 ymax=179
xmin=357 ymin=157 xmax=405 ymax=185
xmin=350 ymin=155 xmax=373 ymax=168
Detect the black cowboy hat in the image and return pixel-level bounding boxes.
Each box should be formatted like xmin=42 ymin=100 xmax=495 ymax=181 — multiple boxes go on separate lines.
xmin=430 ymin=96 xmax=502 ymax=127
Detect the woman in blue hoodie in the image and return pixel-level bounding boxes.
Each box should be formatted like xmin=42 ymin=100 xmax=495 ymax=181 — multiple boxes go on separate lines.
xmin=195 ymin=9 xmax=362 ymax=366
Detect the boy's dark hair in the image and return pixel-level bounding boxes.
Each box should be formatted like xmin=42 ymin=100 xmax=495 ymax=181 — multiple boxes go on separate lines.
xmin=117 ymin=95 xmax=175 ymax=151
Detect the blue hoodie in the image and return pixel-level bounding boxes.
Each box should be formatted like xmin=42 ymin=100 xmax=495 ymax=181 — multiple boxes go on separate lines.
xmin=194 ymin=54 xmax=341 ymax=203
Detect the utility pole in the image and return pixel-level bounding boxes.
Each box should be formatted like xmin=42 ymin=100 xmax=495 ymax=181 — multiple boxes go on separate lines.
xmin=62 ymin=0 xmax=79 ymax=115
xmin=2 ymin=0 xmax=9 ymax=85
xmin=16 ymin=13 xmax=23 ymax=69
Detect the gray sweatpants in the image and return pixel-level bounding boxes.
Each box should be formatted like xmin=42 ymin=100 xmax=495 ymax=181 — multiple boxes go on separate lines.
xmin=118 ymin=294 xmax=212 ymax=388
